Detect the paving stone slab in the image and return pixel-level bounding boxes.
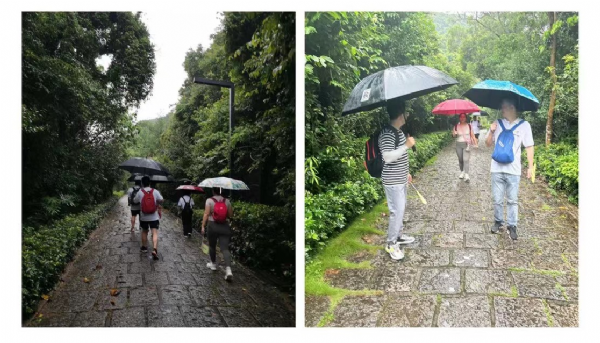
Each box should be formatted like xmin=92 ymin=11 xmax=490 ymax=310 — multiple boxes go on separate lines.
xmin=431 ymin=233 xmax=464 ymax=248
xmin=378 ymin=295 xmax=435 ymax=327
xmin=71 ymin=311 xmax=107 ymax=327
xmin=547 ymin=301 xmax=578 ymax=327
xmin=374 ymin=267 xmax=418 ymax=293
xmin=167 ymin=271 xmax=198 ymax=286
xmin=96 ymin=289 xmax=128 ymax=310
xmin=180 ymin=306 xmax=226 ymax=327
xmin=29 ymin=312 xmax=76 ymax=327
xmin=465 ymin=269 xmax=514 ymax=294
xmin=329 ymin=296 xmax=384 ymax=327
xmin=418 ymin=268 xmax=461 ymax=294
xmin=159 ymin=285 xmax=193 ymax=306
xmin=494 ymin=297 xmax=550 ymax=327
xmin=129 ymin=287 xmax=160 ymax=307
xmin=324 ymin=268 xmax=375 ymax=290
xmin=188 ymin=285 xmax=226 ymax=306
xmin=215 ymin=282 xmax=256 ymax=307
xmin=404 ymin=221 xmax=453 ymax=234
xmin=403 ymin=249 xmax=450 ymax=267
xmin=147 ymin=305 xmax=186 ymax=327
xmin=248 ymin=305 xmax=295 ymax=327
xmin=110 ymin=307 xmax=146 ymax=327
xmin=466 ymin=234 xmax=499 ymax=249
xmin=305 ymin=296 xmax=330 ymax=327
xmin=116 ymin=273 xmax=143 ymax=288
xmin=218 ymin=306 xmax=261 ymax=327
xmin=128 ymin=261 xmax=153 ymax=274
xmin=512 ymin=272 xmax=565 ymax=300
xmin=490 ymin=250 xmax=532 ymax=269
xmin=438 ymin=296 xmax=491 ymax=327
xmin=452 ymin=249 xmax=489 ymax=268
xmin=43 ymin=291 xmax=100 ymax=313
xmin=144 ymin=272 xmax=170 ymax=286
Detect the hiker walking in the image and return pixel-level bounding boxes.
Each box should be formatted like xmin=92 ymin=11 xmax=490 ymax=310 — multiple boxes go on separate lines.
xmin=127 ymin=180 xmax=142 ymax=232
xmin=453 ymin=113 xmax=478 ymax=182
xmin=378 ymin=100 xmax=416 ymax=260
xmin=133 ymin=175 xmax=164 ymax=260
xmin=471 ymin=116 xmax=482 ymax=140
xmin=201 ymin=187 xmax=234 ymax=281
xmin=485 ymin=98 xmax=534 ymax=240
xmin=177 ymin=190 xmax=195 ymax=238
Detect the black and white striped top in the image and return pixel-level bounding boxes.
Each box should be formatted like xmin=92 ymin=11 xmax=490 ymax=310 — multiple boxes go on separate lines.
xmin=378 ymin=126 xmax=409 ymax=186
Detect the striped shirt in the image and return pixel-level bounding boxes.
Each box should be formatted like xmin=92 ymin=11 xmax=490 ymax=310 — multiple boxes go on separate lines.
xmin=378 ymin=126 xmax=409 ymax=186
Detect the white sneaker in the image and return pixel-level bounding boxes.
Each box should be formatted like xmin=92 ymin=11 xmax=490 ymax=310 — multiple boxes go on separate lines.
xmin=385 ymin=243 xmax=405 ymax=260
xmin=225 ymin=267 xmax=233 ymax=282
xmin=464 ymin=174 xmax=470 ymax=182
xmin=397 ymin=235 xmax=416 ymax=245
xmin=459 ymin=172 xmax=465 ymax=179
xmin=206 ymin=262 xmax=217 ymax=271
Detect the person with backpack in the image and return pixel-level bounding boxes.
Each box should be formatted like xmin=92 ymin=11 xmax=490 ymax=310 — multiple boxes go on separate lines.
xmin=471 ymin=117 xmax=482 ymax=140
xmin=127 ymin=180 xmax=142 ymax=232
xmin=177 ymin=190 xmax=195 ymax=238
xmin=485 ymin=98 xmax=534 ymax=240
xmin=452 ymin=113 xmax=478 ymax=182
xmin=133 ymin=175 xmax=164 ymax=260
xmin=201 ymin=187 xmax=234 ymax=281
xmin=373 ymin=99 xmax=416 ymax=261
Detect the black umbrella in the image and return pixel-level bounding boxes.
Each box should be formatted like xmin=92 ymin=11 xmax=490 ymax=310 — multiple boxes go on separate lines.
xmin=342 ymin=65 xmax=459 ymax=116
xmin=118 ymin=158 xmax=170 ymax=176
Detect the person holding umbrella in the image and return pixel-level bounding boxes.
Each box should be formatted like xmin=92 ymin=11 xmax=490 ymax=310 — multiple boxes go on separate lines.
xmin=452 ymin=113 xmax=478 ymax=182
xmin=176 ymin=185 xmax=203 ymax=238
xmin=133 ymin=175 xmax=164 ymax=259
xmin=201 ymin=187 xmax=234 ymax=281
xmin=127 ymin=179 xmax=142 ymax=232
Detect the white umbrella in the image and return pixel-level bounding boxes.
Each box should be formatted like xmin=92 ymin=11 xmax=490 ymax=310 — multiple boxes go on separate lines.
xmin=198 ymin=177 xmax=249 ymax=190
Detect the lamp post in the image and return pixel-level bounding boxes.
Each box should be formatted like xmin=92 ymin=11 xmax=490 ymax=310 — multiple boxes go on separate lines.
xmin=193 ymin=77 xmax=234 ymax=179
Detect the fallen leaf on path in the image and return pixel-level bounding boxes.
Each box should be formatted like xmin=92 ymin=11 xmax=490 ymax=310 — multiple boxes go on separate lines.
xmin=38 ymin=313 xmax=43 ymax=318
xmin=83 ymin=277 xmax=90 ymax=283
xmin=41 ymin=295 xmax=50 ymax=301
xmin=362 ymin=236 xmax=373 ymax=244
xmin=242 ymin=288 xmax=247 ymax=292
xmin=381 ymin=213 xmax=387 ymax=217
xmin=110 ymin=300 xmax=116 ymax=306
xmin=95 ymin=264 xmax=103 ymax=270
xmin=110 ymin=289 xmax=120 ymax=296
xmin=325 ymin=269 xmax=340 ymax=276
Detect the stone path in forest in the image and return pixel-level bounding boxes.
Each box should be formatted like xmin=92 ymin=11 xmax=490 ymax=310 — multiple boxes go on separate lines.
xmin=27 ymin=197 xmax=294 ymax=327
xmin=306 ymin=131 xmax=578 ymax=327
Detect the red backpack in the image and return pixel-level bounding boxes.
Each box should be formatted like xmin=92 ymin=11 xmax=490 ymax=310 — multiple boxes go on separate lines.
xmin=211 ymin=197 xmax=228 ymax=223
xmin=141 ymin=189 xmax=157 ymax=214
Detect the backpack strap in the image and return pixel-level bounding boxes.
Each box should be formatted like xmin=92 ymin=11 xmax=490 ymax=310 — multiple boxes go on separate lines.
xmin=386 ymin=125 xmax=400 ymax=149
xmin=497 ymin=119 xmax=506 ymax=131
xmin=184 ymin=196 xmax=190 ymax=204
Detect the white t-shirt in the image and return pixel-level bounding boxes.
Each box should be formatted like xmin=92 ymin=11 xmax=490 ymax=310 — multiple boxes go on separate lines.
xmin=134 ymin=187 xmax=164 ymax=221
xmin=177 ymin=195 xmax=195 ymax=209
xmin=127 ymin=186 xmax=141 ymax=210
xmin=205 ymin=195 xmax=231 ymax=222
xmin=455 ymin=123 xmax=470 ymax=143
xmin=489 ymin=118 xmax=534 ymax=176
xmin=471 ymin=120 xmax=481 ymax=134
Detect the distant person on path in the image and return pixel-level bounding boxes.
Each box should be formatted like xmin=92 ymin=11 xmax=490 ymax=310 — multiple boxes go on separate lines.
xmin=453 ymin=113 xmax=478 ymax=182
xmin=485 ymin=98 xmax=534 ymax=240
xmin=379 ymin=99 xmax=416 ymax=261
xmin=133 ymin=176 xmax=164 ymax=259
xmin=201 ymin=187 xmax=234 ymax=281
xmin=471 ymin=117 xmax=482 ymax=140
xmin=177 ymin=190 xmax=195 ymax=238
xmin=127 ymin=180 xmax=142 ymax=232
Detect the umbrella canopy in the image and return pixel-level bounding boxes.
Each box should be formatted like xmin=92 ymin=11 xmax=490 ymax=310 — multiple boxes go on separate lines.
xmin=176 ymin=185 xmax=204 ymax=193
xmin=463 ymin=80 xmax=539 ymax=112
xmin=472 ymin=110 xmax=489 ymax=117
xmin=128 ymin=174 xmax=175 ymax=183
xmin=432 ymin=99 xmax=480 ymax=116
xmin=119 ymin=158 xmax=170 ymax=176
xmin=342 ymin=65 xmax=459 ymax=115
xmin=198 ymin=177 xmax=250 ymax=190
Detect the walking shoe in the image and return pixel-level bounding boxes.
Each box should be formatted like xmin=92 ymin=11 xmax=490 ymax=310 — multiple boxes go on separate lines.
xmin=459 ymin=171 xmax=465 ymax=179
xmin=152 ymin=249 xmax=159 ymax=260
xmin=385 ymin=243 xmax=405 ymax=260
xmin=508 ymin=225 xmax=518 ymax=240
xmin=225 ymin=267 xmax=233 ymax=282
xmin=206 ymin=262 xmax=218 ymax=271
xmin=491 ymin=222 xmax=503 ymax=234
xmin=464 ymin=174 xmax=470 ymax=182
xmin=397 ymin=234 xmax=415 ymax=245
xmin=141 ymin=246 xmax=148 ymax=253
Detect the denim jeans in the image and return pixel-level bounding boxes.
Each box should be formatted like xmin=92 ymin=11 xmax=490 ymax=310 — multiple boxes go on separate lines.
xmin=491 ymin=172 xmax=520 ymax=227
xmin=384 ymin=183 xmax=407 ymax=244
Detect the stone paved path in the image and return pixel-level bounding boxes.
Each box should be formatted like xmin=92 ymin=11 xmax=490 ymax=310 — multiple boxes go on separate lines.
xmin=27 ymin=197 xmax=294 ymax=327
xmin=306 ymin=132 xmax=578 ymax=327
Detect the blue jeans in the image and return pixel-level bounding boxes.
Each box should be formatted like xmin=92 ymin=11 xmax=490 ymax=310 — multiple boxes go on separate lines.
xmin=491 ymin=172 xmax=520 ymax=227
xmin=384 ymin=183 xmax=407 ymax=244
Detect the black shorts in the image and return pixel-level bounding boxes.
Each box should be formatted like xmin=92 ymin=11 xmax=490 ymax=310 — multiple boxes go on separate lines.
xmin=131 ymin=210 xmax=140 ymax=216
xmin=140 ymin=220 xmax=160 ymax=231
xmin=475 ymin=133 xmax=480 ymax=139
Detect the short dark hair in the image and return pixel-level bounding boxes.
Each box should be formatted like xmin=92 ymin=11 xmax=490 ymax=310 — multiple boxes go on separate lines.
xmin=134 ymin=180 xmax=141 ymax=186
xmin=386 ymin=99 xmax=406 ymax=120
xmin=213 ymin=187 xmax=224 ymax=196
xmin=141 ymin=175 xmax=150 ymax=187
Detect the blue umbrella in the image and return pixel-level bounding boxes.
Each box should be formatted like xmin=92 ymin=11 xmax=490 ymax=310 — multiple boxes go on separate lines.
xmin=463 ymin=80 xmax=540 ymax=112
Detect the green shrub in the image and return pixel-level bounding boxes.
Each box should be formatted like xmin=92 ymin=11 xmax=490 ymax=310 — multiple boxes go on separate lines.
xmin=22 ymin=196 xmax=119 ymax=318
xmin=529 ymin=142 xmax=579 ymax=204
xmin=305 ymin=131 xmax=452 ymax=259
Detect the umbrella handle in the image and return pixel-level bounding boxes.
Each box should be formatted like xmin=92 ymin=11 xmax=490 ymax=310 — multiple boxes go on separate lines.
xmin=406 ymin=133 xmax=417 ymax=152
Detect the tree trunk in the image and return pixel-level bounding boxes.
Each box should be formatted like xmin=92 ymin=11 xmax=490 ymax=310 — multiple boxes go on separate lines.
xmin=546 ymin=12 xmax=558 ymax=146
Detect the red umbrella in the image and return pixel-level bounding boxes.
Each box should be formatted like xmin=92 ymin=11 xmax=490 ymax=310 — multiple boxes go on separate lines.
xmin=432 ymin=99 xmax=480 ymax=115
xmin=176 ymin=185 xmax=204 ymax=193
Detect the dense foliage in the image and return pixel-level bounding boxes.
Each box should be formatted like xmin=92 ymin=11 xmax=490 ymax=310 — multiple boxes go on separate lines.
xmin=305 ymin=12 xmax=579 ymax=256
xmin=531 ymin=142 xmax=579 ymax=204
xmin=22 ymin=12 xmax=156 ymax=225
xmin=22 ymin=196 xmax=119 ymax=318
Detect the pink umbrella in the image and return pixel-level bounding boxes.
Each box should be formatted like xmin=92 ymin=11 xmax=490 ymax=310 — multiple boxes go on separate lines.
xmin=176 ymin=185 xmax=204 ymax=193
xmin=432 ymin=99 xmax=480 ymax=115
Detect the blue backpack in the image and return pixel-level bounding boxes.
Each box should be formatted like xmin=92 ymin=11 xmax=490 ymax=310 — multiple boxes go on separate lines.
xmin=492 ymin=119 xmax=526 ymax=164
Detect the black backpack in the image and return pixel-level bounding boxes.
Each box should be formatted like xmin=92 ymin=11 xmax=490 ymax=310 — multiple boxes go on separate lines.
xmin=182 ymin=196 xmax=193 ymax=215
xmin=364 ymin=125 xmax=400 ymax=178
xmin=128 ymin=187 xmax=140 ymax=206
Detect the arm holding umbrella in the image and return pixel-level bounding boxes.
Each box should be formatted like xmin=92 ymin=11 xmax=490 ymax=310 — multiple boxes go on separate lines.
xmin=486 ymin=120 xmax=497 ymax=147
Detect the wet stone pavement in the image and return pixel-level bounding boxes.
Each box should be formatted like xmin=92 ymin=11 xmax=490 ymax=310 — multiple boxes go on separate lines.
xmin=27 ymin=197 xmax=294 ymax=327
xmin=307 ymin=132 xmax=578 ymax=327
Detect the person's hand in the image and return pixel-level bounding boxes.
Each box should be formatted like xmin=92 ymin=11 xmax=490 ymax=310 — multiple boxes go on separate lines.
xmin=490 ymin=122 xmax=498 ymax=132
xmin=527 ymin=168 xmax=533 ymax=179
xmin=408 ymin=174 xmax=413 ymax=183
xmin=201 ymin=226 xmax=205 ymax=235
xmin=405 ymin=137 xmax=416 ymax=149
xmin=452 ymin=129 xmax=458 ymax=136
